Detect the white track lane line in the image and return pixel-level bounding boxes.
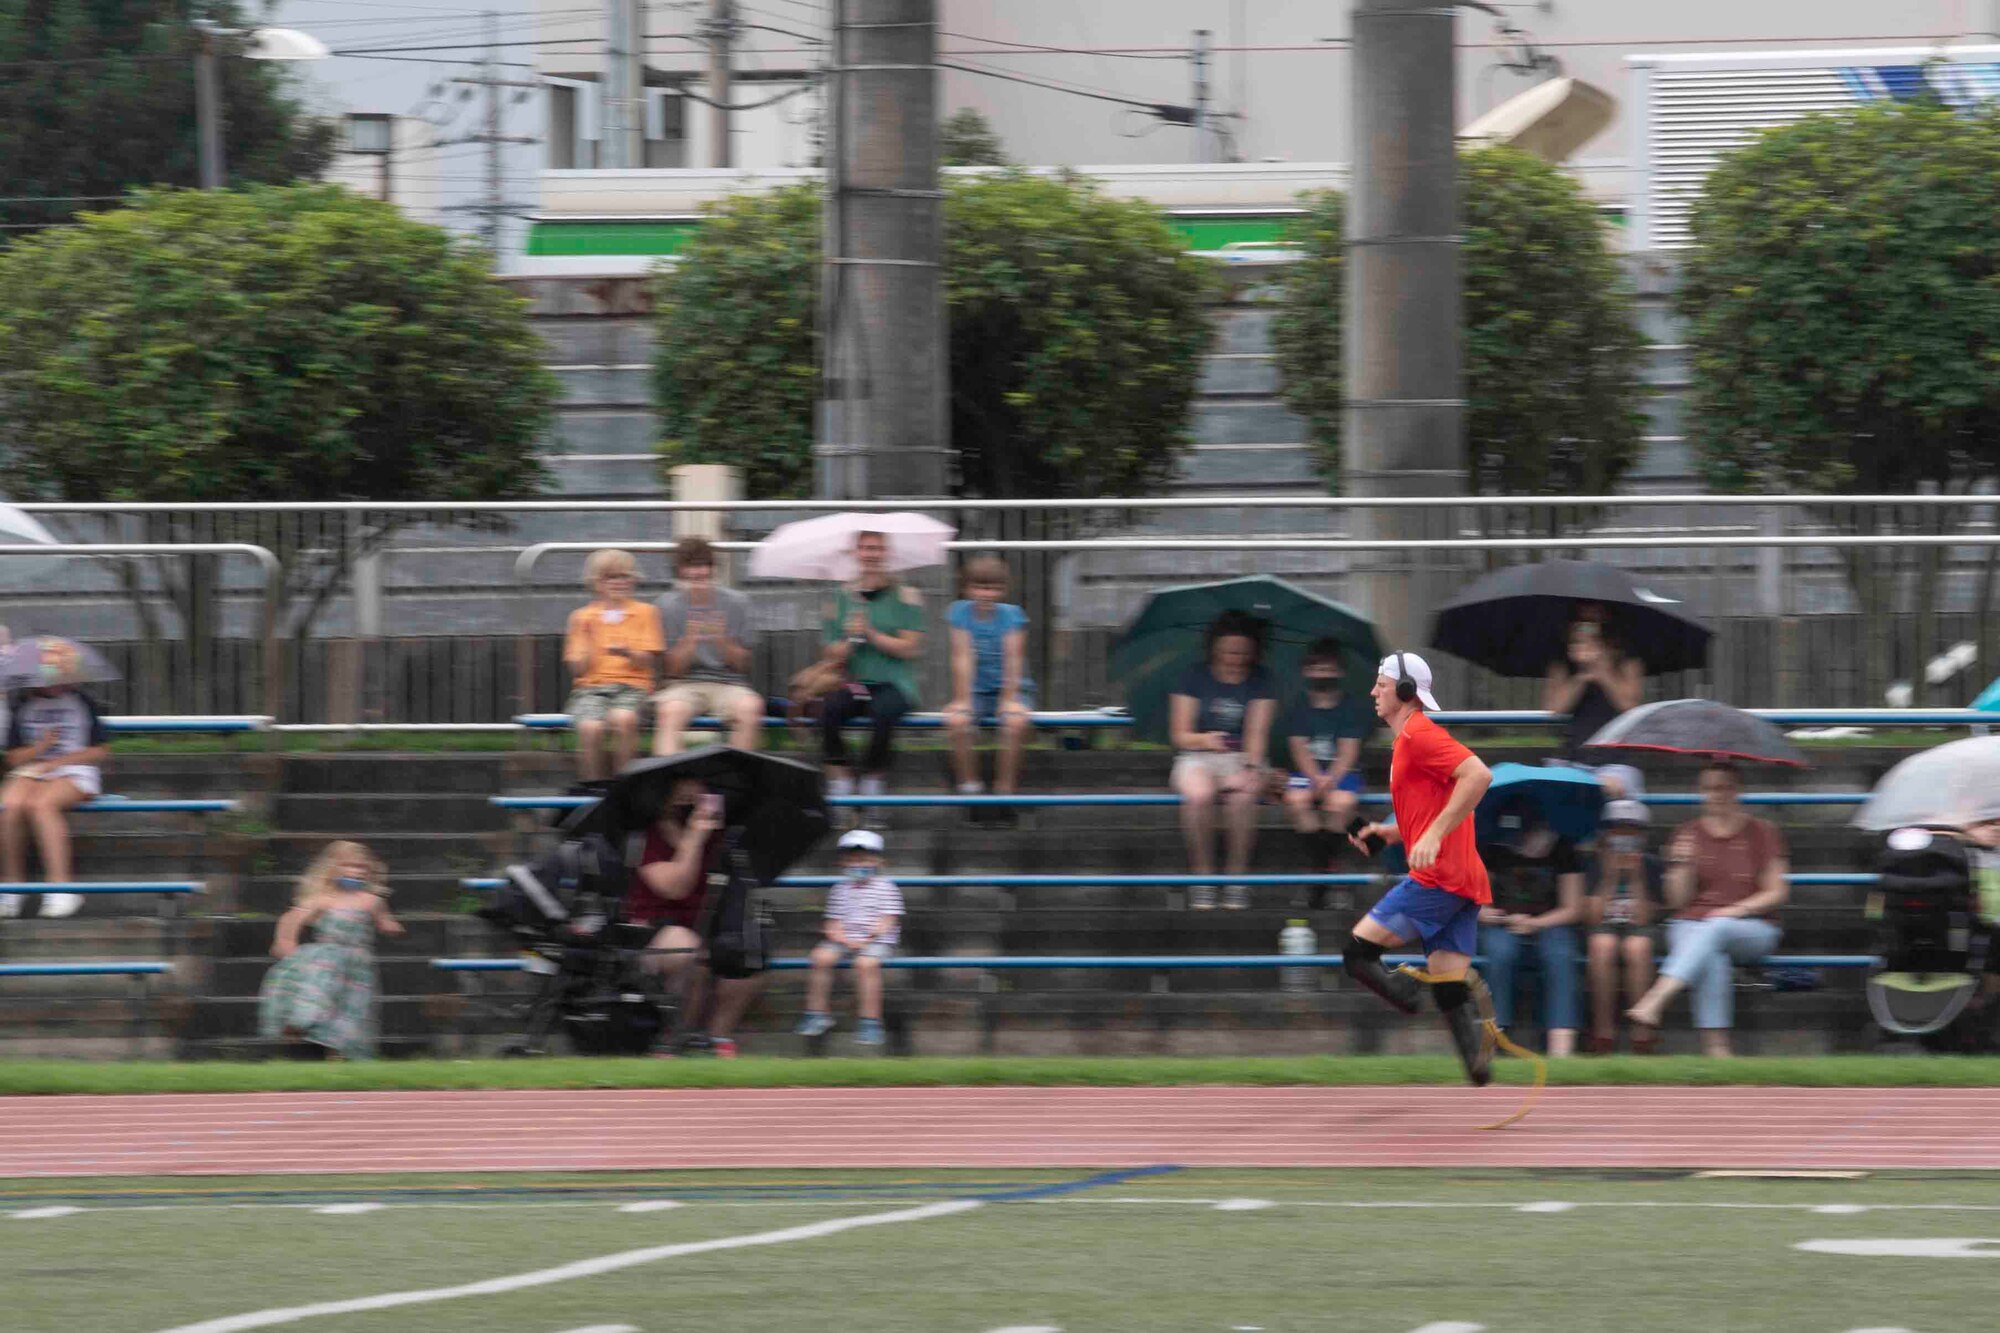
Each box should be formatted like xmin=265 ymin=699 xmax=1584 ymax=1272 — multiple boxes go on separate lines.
xmin=615 ymin=1201 xmax=684 ymax=1214
xmin=311 ymin=1203 xmax=383 ymax=1216
xmin=8 ymin=1205 xmax=80 ymax=1220
xmin=153 ymin=1199 xmax=980 ymax=1333
xmin=1212 ymin=1199 xmax=1275 ymax=1211
xmin=553 ymin=1326 xmax=639 ymax=1333
xmin=1410 ymin=1323 xmax=1487 ymax=1333
xmin=1516 ymin=1202 xmax=1576 ymax=1214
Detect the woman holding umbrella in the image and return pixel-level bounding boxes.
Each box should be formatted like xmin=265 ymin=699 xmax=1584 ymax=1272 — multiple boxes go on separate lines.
xmin=1544 ymin=608 xmax=1644 ymax=762
xmin=1168 ymin=611 xmax=1278 ymax=910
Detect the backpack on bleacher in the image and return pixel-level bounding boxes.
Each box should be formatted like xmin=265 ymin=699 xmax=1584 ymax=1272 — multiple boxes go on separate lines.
xmin=1866 ymin=826 xmax=1986 ymax=1036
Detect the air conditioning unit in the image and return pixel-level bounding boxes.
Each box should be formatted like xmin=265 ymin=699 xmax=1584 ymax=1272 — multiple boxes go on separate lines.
xmin=1459 ymin=76 xmax=1615 ymax=163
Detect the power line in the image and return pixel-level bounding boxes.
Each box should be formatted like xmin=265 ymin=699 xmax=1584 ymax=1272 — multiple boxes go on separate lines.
xmin=939 ymin=60 xmax=1175 ymax=116
xmin=940 ymin=30 xmax=1186 ymax=60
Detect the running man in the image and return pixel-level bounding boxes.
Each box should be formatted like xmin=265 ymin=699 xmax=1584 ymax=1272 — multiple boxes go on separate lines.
xmin=1346 ymin=651 xmax=1497 ymax=1085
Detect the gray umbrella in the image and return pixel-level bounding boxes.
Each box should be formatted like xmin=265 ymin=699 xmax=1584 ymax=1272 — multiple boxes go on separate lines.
xmin=1584 ymin=698 xmax=1807 ymax=768
xmin=1854 ymin=735 xmax=2000 ymax=832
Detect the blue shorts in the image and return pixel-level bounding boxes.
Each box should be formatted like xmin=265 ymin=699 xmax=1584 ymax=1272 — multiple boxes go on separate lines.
xmin=1286 ymin=771 xmax=1365 ymax=796
xmin=971 ymin=685 xmax=1037 ymax=725
xmin=1365 ymin=877 xmax=1481 ymax=958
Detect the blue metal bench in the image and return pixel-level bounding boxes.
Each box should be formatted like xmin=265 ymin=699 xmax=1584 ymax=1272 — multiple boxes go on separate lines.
xmin=0 ymin=961 xmax=173 ymax=977
xmin=0 ymin=881 xmax=202 ymax=896
xmin=77 ymin=799 xmax=238 ymax=814
xmin=490 ymin=791 xmax=1871 ymax=814
xmin=460 ymin=872 xmax=1880 ymax=892
xmin=511 ymin=708 xmax=2000 ymax=732
xmin=432 ymin=953 xmax=1880 ymax=974
xmin=101 ymin=716 xmax=270 ymax=735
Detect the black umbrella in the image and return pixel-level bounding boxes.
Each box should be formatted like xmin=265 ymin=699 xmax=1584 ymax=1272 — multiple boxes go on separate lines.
xmin=1430 ymin=559 xmax=1711 ymax=677
xmin=1584 ymin=699 xmax=1806 ymax=769
xmin=566 ymin=747 xmax=831 ymax=883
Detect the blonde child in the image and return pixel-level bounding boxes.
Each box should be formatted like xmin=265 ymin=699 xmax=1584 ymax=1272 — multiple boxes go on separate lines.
xmin=258 ymin=841 xmax=403 ymax=1060
xmin=942 ymin=555 xmax=1035 ymax=824
xmin=795 ymin=829 xmax=903 ymax=1046
xmin=563 ymin=549 xmax=665 ymax=780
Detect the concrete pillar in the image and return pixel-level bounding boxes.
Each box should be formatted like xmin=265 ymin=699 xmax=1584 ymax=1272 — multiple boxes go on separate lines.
xmin=671 ymin=463 xmax=742 ymax=582
xmin=815 ymin=0 xmax=950 ymax=499
xmin=1342 ymin=0 xmax=1466 ymax=655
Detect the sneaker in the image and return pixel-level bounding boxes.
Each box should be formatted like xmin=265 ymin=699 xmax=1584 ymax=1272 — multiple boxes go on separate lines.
xmin=38 ymin=893 xmax=82 ymax=919
xmin=0 ymin=895 xmax=21 ymax=919
xmin=1189 ymin=884 xmax=1217 ymax=911
xmin=795 ymin=1011 xmax=835 ymax=1038
xmin=710 ymin=1036 xmax=739 ymax=1059
xmin=854 ymin=1018 xmax=885 ymax=1046
xmin=1221 ymin=884 xmax=1250 ymax=911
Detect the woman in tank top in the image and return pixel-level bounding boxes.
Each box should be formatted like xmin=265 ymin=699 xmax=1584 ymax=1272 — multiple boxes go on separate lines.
xmin=1543 ymin=609 xmax=1643 ymax=761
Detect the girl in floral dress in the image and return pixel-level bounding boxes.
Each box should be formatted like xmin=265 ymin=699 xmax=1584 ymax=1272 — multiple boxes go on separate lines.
xmin=258 ymin=841 xmax=402 ymax=1059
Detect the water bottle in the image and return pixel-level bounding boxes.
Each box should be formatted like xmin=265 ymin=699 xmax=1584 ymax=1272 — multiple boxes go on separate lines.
xmin=1280 ymin=919 xmax=1318 ymax=993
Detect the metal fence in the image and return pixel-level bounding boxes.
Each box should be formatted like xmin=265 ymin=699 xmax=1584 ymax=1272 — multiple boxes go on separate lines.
xmin=7 ymin=497 xmax=2000 ymax=720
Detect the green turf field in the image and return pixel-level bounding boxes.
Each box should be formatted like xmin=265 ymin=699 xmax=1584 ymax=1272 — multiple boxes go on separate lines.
xmin=9 ymin=1168 xmax=2000 ymax=1332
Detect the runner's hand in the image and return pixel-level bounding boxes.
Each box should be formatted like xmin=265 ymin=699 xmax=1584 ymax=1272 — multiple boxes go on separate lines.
xmin=1408 ymin=829 xmax=1443 ymax=871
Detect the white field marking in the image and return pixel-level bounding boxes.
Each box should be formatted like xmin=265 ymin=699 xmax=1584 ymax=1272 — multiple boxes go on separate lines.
xmin=1797 ymin=1238 xmax=2000 ymax=1258
xmin=1516 ymin=1202 xmax=1576 ymax=1214
xmin=153 ymin=1199 xmax=980 ymax=1333
xmin=1212 ymin=1198 xmax=1276 ymax=1212
xmin=8 ymin=1206 xmax=81 ymax=1220
xmin=1814 ymin=1204 xmax=1870 ymax=1215
xmin=553 ymin=1326 xmax=639 ymax=1333
xmin=1410 ymin=1323 xmax=1486 ymax=1333
xmin=616 ymin=1201 xmax=684 ymax=1214
xmin=983 ymin=1326 xmax=1061 ymax=1332
xmin=1845 ymin=1327 xmax=1915 ymax=1332
xmin=311 ymin=1203 xmax=384 ymax=1216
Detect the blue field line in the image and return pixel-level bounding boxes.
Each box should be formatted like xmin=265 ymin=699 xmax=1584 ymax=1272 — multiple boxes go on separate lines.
xmin=973 ymin=1163 xmax=1184 ymax=1203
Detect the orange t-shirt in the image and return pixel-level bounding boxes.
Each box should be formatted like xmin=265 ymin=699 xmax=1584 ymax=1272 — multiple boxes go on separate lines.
xmin=1389 ymin=711 xmax=1491 ymax=905
xmin=564 ymin=600 xmax=665 ymax=689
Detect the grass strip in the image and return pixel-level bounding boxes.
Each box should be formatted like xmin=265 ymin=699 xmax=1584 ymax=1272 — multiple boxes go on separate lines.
xmin=3 ymin=1053 xmax=1999 ymax=1096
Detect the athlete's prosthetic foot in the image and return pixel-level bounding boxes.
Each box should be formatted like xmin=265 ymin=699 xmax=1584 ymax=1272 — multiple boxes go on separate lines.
xmin=1342 ymin=936 xmax=1421 ymax=1014
xmin=1425 ymin=970 xmax=1496 ymax=1087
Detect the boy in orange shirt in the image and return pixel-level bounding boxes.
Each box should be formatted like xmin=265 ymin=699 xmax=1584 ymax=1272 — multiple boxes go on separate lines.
xmin=563 ymin=549 xmax=665 ymax=780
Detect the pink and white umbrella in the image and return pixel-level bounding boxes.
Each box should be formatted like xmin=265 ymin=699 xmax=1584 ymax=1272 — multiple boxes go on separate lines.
xmin=748 ymin=511 xmax=956 ymax=582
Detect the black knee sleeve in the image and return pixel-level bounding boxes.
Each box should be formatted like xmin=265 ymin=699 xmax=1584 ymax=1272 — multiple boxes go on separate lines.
xmin=1343 ymin=935 xmax=1421 ymax=1015
xmin=1432 ymin=980 xmax=1470 ymax=1012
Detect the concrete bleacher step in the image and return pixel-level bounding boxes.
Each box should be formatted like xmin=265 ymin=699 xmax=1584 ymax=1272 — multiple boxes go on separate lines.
xmin=1197 ymin=353 xmax=1281 ymax=396
xmin=1175 ymin=443 xmax=1321 ymax=490
xmin=551 ymin=365 xmax=650 ymax=408
xmin=1190 ymin=398 xmax=1310 ymax=446
xmin=547 ymin=409 xmax=660 ymax=455
xmin=532 ymin=315 xmax=653 ymax=366
xmin=266 ymin=832 xmax=506 ymax=878
xmin=537 ymin=453 xmax=665 ymax=498
xmin=273 ymin=794 xmax=508 ymax=836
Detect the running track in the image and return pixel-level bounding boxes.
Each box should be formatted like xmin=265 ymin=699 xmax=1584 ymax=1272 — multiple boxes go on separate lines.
xmin=2 ymin=1086 xmax=1998 ymax=1176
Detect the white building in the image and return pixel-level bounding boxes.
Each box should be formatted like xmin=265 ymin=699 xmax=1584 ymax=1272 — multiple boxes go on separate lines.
xmin=321 ymin=113 xmax=448 ymax=225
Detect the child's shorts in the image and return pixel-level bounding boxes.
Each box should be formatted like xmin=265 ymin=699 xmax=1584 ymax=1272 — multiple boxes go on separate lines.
xmin=567 ymin=684 xmax=651 ymax=721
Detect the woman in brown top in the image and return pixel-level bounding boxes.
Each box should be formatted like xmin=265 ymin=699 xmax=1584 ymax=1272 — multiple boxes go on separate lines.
xmin=1625 ymin=760 xmax=1789 ymax=1057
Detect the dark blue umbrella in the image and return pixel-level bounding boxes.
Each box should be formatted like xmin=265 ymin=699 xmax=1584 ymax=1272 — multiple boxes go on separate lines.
xmin=1475 ymin=762 xmax=1604 ymax=848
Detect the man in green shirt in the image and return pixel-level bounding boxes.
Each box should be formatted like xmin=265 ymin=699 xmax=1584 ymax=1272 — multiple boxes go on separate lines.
xmin=816 ymin=532 xmax=927 ymax=804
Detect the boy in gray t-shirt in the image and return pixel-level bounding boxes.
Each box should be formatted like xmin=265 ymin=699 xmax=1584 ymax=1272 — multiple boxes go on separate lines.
xmin=653 ymin=536 xmax=763 ymax=755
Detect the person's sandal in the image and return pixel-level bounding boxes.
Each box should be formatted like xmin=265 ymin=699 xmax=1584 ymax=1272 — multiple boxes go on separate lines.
xmin=1585 ymin=1033 xmax=1615 ymax=1056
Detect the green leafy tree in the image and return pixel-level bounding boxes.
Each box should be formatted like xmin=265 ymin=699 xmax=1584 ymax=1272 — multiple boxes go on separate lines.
xmin=946 ymin=170 xmax=1215 ymax=496
xmin=1678 ymin=99 xmax=2000 ymax=698
xmin=940 ymin=107 xmax=1008 ymax=167
xmin=1272 ymin=146 xmax=1646 ymax=495
xmin=0 ymin=0 xmax=335 ymax=232
xmin=653 ymin=172 xmax=1217 ymax=498
xmin=654 ymin=185 xmax=821 ymax=498
xmin=0 ymin=185 xmax=555 ymax=637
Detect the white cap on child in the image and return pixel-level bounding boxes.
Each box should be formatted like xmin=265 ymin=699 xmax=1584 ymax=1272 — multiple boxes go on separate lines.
xmin=837 ymin=829 xmax=885 ymax=853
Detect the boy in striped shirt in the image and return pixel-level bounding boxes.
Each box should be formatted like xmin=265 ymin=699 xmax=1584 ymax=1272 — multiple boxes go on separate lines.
xmin=795 ymin=829 xmax=904 ymax=1046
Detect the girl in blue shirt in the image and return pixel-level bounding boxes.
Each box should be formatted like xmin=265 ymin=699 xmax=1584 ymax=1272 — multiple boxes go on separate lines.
xmin=943 ymin=556 xmax=1035 ymax=824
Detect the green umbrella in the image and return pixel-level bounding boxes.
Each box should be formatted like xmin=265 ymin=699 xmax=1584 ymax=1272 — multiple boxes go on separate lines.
xmin=1110 ymin=575 xmax=1383 ymax=741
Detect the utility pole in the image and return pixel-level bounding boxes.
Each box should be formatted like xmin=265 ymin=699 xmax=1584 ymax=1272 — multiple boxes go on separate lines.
xmin=1190 ymin=28 xmax=1212 ymax=163
xmin=1342 ymin=0 xmax=1466 ymax=652
xmin=442 ymin=12 xmax=538 ymax=258
xmin=815 ymin=0 xmax=949 ymax=500
xmin=705 ymin=0 xmax=736 ymax=168
xmin=603 ymin=0 xmax=643 ymax=168
xmin=194 ymin=26 xmax=226 ymax=188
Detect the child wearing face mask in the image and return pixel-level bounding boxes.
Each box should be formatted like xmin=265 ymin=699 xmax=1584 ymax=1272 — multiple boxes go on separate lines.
xmin=1584 ymin=800 xmax=1662 ymax=1054
xmin=258 ymin=840 xmax=403 ymax=1060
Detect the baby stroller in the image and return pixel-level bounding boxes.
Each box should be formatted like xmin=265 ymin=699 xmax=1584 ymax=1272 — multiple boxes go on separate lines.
xmin=478 ymin=832 xmax=673 ymax=1056
xmin=1866 ymin=826 xmax=1994 ymax=1045
xmin=475 ymin=747 xmax=830 ymax=1056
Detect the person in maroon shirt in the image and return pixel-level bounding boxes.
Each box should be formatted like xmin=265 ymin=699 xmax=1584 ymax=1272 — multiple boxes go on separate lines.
xmin=1625 ymin=760 xmax=1789 ymax=1057
xmin=624 ymin=778 xmax=763 ymax=1057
